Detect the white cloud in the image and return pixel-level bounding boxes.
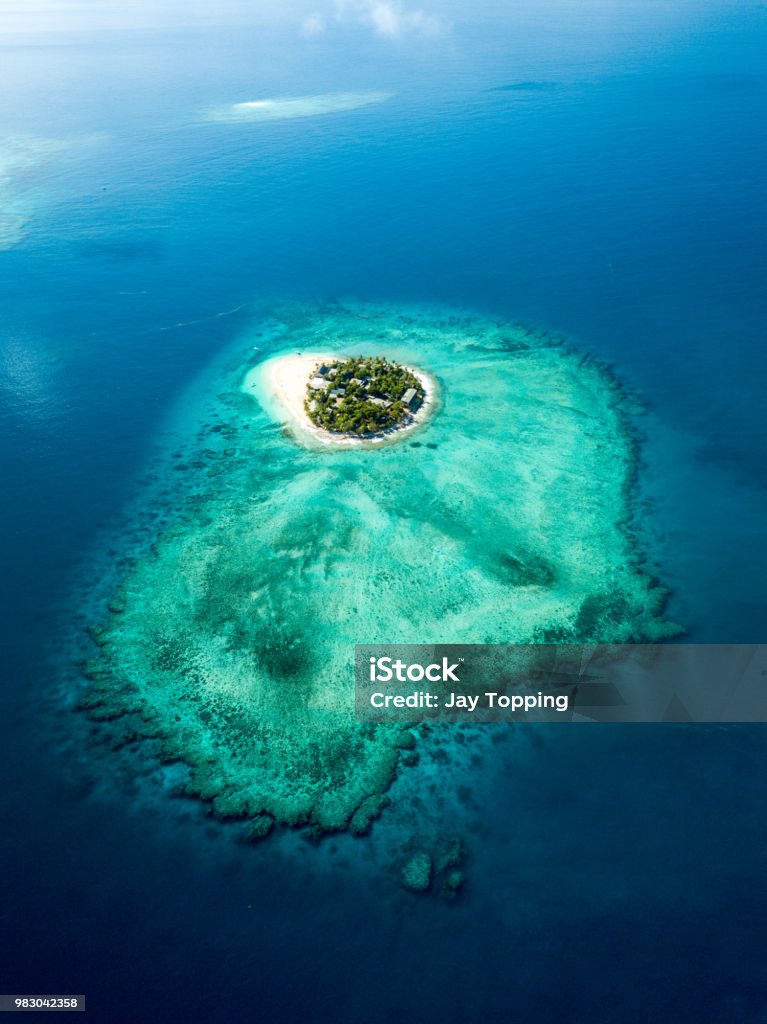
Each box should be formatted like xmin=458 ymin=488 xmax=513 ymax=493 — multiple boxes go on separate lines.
xmin=364 ymin=1 xmax=446 ymax=38
xmin=307 ymin=0 xmax=448 ymax=40
xmin=300 ymin=12 xmax=328 ymax=37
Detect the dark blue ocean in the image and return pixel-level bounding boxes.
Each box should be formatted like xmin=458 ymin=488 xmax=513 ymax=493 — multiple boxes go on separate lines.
xmin=1 ymin=2 xmax=766 ymax=1021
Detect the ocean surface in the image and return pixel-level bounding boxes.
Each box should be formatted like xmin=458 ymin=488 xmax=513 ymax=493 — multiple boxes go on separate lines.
xmin=1 ymin=2 xmax=766 ymax=1021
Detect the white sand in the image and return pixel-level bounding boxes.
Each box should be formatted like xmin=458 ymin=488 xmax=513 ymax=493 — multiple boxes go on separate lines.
xmin=243 ymin=352 xmax=437 ymax=448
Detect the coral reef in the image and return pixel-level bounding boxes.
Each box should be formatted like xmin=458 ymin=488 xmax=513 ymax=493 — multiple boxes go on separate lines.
xmin=401 ymin=852 xmax=433 ymax=892
xmin=81 ymin=302 xmax=676 ymax=834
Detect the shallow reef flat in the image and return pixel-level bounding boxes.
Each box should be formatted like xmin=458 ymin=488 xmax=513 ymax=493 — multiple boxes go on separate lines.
xmin=82 ymin=302 xmax=676 ymax=833
xmin=0 ymin=134 xmax=71 ymax=249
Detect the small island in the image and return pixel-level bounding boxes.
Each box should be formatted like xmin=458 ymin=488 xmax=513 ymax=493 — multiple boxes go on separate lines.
xmin=244 ymin=349 xmax=435 ymax=447
xmin=305 ymin=356 xmax=424 ymax=437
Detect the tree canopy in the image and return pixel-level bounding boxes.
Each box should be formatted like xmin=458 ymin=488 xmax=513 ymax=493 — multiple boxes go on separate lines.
xmin=305 ymin=356 xmax=424 ymax=436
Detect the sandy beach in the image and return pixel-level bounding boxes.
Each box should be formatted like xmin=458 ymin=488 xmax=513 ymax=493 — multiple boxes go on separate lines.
xmin=243 ymin=351 xmax=437 ymax=447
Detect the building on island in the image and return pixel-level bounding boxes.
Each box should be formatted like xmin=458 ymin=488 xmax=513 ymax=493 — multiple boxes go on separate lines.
xmin=402 ymin=387 xmax=420 ymax=410
xmin=309 ymin=377 xmax=330 ymax=391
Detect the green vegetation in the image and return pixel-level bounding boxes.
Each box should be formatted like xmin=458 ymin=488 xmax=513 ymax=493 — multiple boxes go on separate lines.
xmin=305 ymin=356 xmax=424 ymax=436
